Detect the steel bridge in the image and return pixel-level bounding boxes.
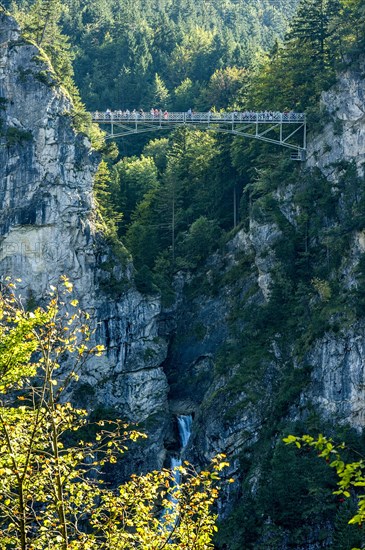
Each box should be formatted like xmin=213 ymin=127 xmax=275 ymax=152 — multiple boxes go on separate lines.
xmin=91 ymin=111 xmax=307 ymax=160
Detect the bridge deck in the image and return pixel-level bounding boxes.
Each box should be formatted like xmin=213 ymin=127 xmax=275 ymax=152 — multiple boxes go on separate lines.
xmin=91 ymin=111 xmax=305 ymax=124
xmin=91 ymin=111 xmax=306 ymax=159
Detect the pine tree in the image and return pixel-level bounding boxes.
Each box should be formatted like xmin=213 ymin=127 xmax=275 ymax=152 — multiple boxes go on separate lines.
xmin=17 ymin=0 xmax=75 ymax=87
xmin=288 ymin=0 xmax=342 ymax=74
xmin=251 ymin=0 xmax=343 ymax=110
xmin=150 ymin=73 xmax=170 ymax=108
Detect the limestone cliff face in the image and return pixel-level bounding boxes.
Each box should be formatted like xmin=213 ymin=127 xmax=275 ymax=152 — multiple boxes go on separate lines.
xmin=0 ymin=14 xmax=96 ymax=299
xmin=0 ymin=13 xmax=169 ymax=470
xmin=297 ymin=62 xmax=365 ymax=428
xmin=307 ymin=64 xmax=365 ymax=177
xmin=162 ymin=58 xmax=365 ymax=546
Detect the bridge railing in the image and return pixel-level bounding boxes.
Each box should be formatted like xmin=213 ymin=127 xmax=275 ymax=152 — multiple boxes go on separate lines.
xmin=91 ymin=111 xmax=306 ymax=123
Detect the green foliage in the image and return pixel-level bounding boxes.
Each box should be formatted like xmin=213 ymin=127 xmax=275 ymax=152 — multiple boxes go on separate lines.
xmin=248 ymin=0 xmax=364 ymax=111
xmin=5 ymin=126 xmax=33 ymax=145
xmin=177 ymin=216 xmax=222 ymax=269
xmin=353 ymin=254 xmax=365 ymax=317
xmin=150 ymin=73 xmax=169 ymax=109
xmin=13 ymin=0 xmax=74 ymax=87
xmin=226 ymin=158 xmax=364 ymax=367
xmin=209 ymin=146 xmax=365 ymax=548
xmin=172 ymin=78 xmax=198 ymax=111
xmin=134 ymin=265 xmax=156 ymax=294
xmin=0 ymin=278 xmax=226 ymax=548
xmin=111 ymin=127 xmax=238 ymax=297
xmin=197 ymin=66 xmax=249 ymax=111
xmin=53 ymin=0 xmax=299 ymax=111
xmin=332 ymin=500 xmax=365 ymax=550
xmin=258 ymin=438 xmax=336 ymax=532
xmin=216 ymin=421 xmax=359 ymax=549
xmin=10 ymin=0 xmax=106 ymax=148
xmin=143 ymin=138 xmax=169 ymax=173
xmin=114 ymin=154 xmax=159 ymax=228
xmin=4 ymin=0 xmax=365 ymax=545
xmin=93 ymin=159 xmax=122 ymax=237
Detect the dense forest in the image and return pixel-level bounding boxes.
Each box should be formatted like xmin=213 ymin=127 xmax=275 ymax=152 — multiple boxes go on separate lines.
xmin=91 ymin=0 xmax=365 ymax=306
xmin=61 ymin=0 xmax=300 ymax=111
xmin=3 ymin=0 xmax=365 ymax=546
xmin=5 ymin=0 xmax=302 ymax=111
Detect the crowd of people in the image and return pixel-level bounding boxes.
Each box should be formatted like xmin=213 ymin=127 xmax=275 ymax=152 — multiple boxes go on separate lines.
xmin=93 ymin=108 xmax=170 ymax=120
xmin=92 ymin=109 xmax=304 ymax=121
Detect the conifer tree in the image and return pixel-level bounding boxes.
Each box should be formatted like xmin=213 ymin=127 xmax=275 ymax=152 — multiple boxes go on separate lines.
xmin=15 ymin=0 xmax=75 ymax=87
xmin=288 ymin=0 xmax=341 ymax=77
xmin=151 ymin=73 xmax=170 ymax=108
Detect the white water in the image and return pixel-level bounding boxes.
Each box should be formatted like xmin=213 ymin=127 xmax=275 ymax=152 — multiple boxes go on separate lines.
xmin=169 ymin=415 xmax=193 ymax=477
xmin=170 ymin=415 xmax=193 ymax=486
xmin=176 ymin=414 xmax=193 ymax=451
xmin=162 ymin=415 xmax=193 ymax=521
xmin=169 ymin=415 xmax=193 ymax=475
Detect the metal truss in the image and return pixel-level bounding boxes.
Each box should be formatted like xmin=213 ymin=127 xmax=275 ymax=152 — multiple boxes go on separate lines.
xmin=91 ymin=111 xmax=307 ymax=160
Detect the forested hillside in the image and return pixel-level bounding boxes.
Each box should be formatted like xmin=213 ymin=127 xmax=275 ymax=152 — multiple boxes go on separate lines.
xmin=89 ymin=0 xmax=365 ymax=306
xmin=5 ymin=0 xmax=300 ymax=110
xmin=62 ymin=0 xmax=301 ymax=110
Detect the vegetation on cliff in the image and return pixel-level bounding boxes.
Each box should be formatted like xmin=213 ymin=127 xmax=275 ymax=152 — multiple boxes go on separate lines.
xmin=0 ymin=279 xmax=226 ymax=548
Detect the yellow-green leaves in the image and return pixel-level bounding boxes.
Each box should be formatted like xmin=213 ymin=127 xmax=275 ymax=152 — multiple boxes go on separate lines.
xmin=0 ymin=279 xmax=225 ymax=549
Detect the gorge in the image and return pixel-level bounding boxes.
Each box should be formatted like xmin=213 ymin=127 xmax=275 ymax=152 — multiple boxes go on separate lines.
xmin=1 ymin=0 xmax=365 ymax=548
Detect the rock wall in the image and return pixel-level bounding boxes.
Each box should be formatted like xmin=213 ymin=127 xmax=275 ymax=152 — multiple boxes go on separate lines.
xmin=0 ymin=13 xmax=169 ymax=471
xmin=307 ymin=64 xmax=365 ymax=178
xmin=298 ymin=63 xmax=365 ymax=427
xmin=161 ymin=57 xmax=365 ymax=547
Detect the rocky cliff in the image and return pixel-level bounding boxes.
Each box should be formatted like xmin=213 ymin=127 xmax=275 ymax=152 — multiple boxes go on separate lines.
xmin=0 ymin=12 xmax=170 ymax=472
xmin=162 ymin=61 xmax=365 ymax=547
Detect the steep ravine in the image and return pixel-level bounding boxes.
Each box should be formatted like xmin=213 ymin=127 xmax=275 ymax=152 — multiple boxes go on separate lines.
xmin=3 ymin=10 xmax=365 ymax=547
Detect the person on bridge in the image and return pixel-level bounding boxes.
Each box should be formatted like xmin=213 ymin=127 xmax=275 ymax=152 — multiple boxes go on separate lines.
xmin=163 ymin=110 xmax=168 ymax=119
xmin=187 ymin=108 xmax=192 ymax=119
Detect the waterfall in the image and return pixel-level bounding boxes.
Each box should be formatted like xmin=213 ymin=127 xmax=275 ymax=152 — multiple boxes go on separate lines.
xmin=170 ymin=455 xmax=182 ymax=487
xmin=176 ymin=414 xmax=193 ymax=451
xmin=171 ymin=414 xmax=193 ymax=469
xmin=169 ymin=415 xmax=193 ymax=476
xmin=162 ymin=414 xmax=193 ymax=521
xmin=170 ymin=415 xmax=193 ymax=485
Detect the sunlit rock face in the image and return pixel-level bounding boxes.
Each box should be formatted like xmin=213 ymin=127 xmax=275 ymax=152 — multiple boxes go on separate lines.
xmin=307 ymin=64 xmax=365 ymax=177
xmin=0 ymin=13 xmax=169 ymax=471
xmin=0 ymin=15 xmax=96 ymax=300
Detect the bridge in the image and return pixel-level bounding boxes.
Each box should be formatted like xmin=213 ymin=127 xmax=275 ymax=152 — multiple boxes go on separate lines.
xmin=91 ymin=111 xmax=307 ymax=160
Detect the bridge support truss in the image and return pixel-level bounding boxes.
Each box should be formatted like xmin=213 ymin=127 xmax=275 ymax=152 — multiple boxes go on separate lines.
xmin=91 ymin=112 xmax=307 ymax=160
